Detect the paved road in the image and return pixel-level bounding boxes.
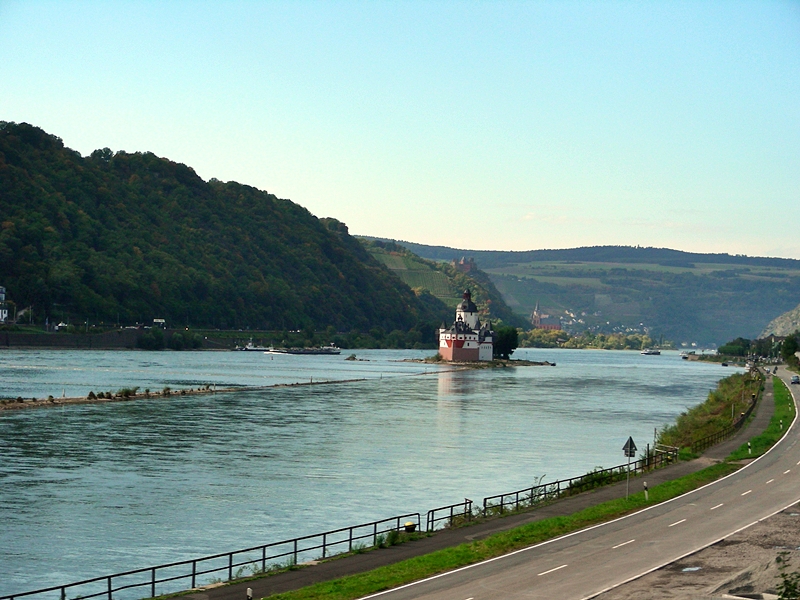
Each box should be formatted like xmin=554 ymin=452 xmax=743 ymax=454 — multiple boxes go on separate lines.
xmin=362 ymin=370 xmax=800 ymax=600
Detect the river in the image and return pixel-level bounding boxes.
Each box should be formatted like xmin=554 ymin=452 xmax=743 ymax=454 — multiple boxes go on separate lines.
xmin=0 ymin=347 xmax=736 ymax=596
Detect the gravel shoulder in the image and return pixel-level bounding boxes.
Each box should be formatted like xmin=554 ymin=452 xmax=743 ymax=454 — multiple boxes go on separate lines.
xmin=595 ymin=502 xmax=800 ymax=600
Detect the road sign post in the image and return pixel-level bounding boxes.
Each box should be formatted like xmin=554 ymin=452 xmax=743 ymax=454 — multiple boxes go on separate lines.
xmin=622 ymin=437 xmax=637 ymax=499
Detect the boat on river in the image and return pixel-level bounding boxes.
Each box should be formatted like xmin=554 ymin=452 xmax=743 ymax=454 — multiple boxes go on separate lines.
xmin=640 ymin=348 xmax=661 ymax=355
xmin=235 ymin=340 xmax=272 ymax=351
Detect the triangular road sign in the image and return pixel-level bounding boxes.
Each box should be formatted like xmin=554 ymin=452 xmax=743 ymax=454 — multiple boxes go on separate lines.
xmin=623 ymin=436 xmax=637 ymax=457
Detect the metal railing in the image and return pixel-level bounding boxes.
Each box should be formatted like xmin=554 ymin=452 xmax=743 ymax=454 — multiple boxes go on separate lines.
xmin=482 ymin=448 xmax=678 ymax=516
xmin=1 ymin=513 xmax=420 ymax=600
xmin=426 ymin=499 xmax=473 ymax=531
xmin=691 ymin=386 xmax=760 ymax=454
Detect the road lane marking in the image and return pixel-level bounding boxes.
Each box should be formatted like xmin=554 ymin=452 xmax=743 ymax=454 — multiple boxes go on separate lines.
xmin=710 ymin=503 xmax=724 ymax=510
xmin=784 ymin=470 xmax=791 ymax=474
xmin=538 ymin=564 xmax=568 ymax=577
xmin=612 ymin=539 xmax=635 ymax=549
xmin=742 ymin=490 xmax=752 ymax=496
xmin=669 ymin=519 xmax=686 ymax=527
xmin=796 ymin=460 xmax=800 ymax=465
xmin=766 ymin=479 xmax=775 ymax=484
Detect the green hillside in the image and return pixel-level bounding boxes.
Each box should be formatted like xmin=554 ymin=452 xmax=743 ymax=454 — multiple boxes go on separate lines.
xmin=363 ymin=239 xmax=526 ymax=328
xmin=385 ymin=240 xmax=800 ymax=346
xmin=0 ymin=122 xmax=449 ymax=334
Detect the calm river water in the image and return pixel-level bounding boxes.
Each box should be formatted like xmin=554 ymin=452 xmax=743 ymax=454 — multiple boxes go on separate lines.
xmin=0 ymin=348 xmax=737 ymax=596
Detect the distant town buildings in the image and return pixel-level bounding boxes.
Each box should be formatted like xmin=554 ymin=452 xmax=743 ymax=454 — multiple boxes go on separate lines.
xmin=531 ymin=301 xmax=561 ymax=331
xmin=438 ymin=289 xmax=494 ymax=361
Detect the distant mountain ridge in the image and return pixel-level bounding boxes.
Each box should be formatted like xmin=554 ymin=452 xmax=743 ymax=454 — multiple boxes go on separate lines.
xmin=371 ymin=239 xmax=800 ymax=345
xmin=0 ymin=122 xmax=449 ymax=333
xmin=379 ymin=239 xmax=800 ymax=270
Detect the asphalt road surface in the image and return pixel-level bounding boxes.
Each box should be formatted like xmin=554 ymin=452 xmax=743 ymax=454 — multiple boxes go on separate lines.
xmin=363 ymin=370 xmax=799 ymax=600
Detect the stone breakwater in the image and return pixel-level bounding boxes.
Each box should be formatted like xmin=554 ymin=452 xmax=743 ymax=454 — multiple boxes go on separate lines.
xmin=0 ymin=378 xmax=370 ymax=412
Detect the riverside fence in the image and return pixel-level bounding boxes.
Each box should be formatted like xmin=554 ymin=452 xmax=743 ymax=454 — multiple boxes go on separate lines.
xmin=1 ymin=513 xmax=420 ymax=600
xmin=690 ymin=390 xmax=758 ymax=454
xmin=481 ymin=446 xmax=678 ymax=517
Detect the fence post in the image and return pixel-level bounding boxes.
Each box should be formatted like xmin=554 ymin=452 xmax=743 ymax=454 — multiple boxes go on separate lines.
xmin=151 ymin=567 xmax=156 ymax=598
xmin=261 ymin=546 xmax=266 ymax=573
xmin=228 ymin=553 xmax=233 ymax=581
xmin=61 ymin=588 xmax=66 ymax=600
xmin=293 ymin=539 xmax=298 ymax=565
xmin=373 ymin=523 xmax=377 ymax=546
xmin=322 ymin=533 xmax=327 ymax=558
xmin=192 ymin=560 xmax=197 ymax=589
xmin=108 ymin=576 xmax=113 ymax=600
xmin=348 ymin=527 xmax=353 ymax=553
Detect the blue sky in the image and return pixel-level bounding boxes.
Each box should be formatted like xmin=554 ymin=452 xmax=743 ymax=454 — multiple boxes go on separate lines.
xmin=1 ymin=1 xmax=798 ymax=257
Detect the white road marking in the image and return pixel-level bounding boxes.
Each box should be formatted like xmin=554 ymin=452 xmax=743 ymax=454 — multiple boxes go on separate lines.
xmin=538 ymin=564 xmax=568 ymax=577
xmin=766 ymin=479 xmax=775 ymax=484
xmin=710 ymin=503 xmax=724 ymax=510
xmin=742 ymin=490 xmax=752 ymax=496
xmin=784 ymin=469 xmax=791 ymax=474
xmin=796 ymin=460 xmax=800 ymax=465
xmin=669 ymin=519 xmax=686 ymax=527
xmin=612 ymin=539 xmax=635 ymax=549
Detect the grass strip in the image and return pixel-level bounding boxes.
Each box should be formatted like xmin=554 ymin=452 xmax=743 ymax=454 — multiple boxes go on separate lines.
xmin=264 ymin=463 xmax=738 ymax=600
xmin=727 ymin=376 xmax=796 ymax=460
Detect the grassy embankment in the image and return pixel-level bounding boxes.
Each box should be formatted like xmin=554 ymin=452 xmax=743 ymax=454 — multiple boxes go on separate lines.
xmin=728 ymin=376 xmax=795 ymax=460
xmin=243 ymin=373 xmax=794 ymax=600
xmin=657 ymin=371 xmax=763 ymax=458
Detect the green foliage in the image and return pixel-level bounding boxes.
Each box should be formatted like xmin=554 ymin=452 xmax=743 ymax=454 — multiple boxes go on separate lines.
xmin=493 ymin=326 xmax=518 ymax=359
xmin=0 ymin=122 xmax=446 ymax=335
xmin=776 ymin=552 xmax=800 ymax=600
xmin=561 ymin=332 xmax=656 ymax=350
xmin=718 ymin=336 xmax=782 ymax=358
xmin=363 ymin=240 xmax=526 ymax=328
xmin=517 ymin=328 xmax=567 ymax=348
xmin=728 ymin=377 xmax=796 ymax=460
xmin=657 ymin=372 xmax=762 ymax=449
xmin=781 ymin=333 xmax=799 ymax=367
xmin=137 ymin=328 xmax=164 ymax=350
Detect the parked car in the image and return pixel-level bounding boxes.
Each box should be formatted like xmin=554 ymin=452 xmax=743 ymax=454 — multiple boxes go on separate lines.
xmin=791 ymin=375 xmax=799 ymax=385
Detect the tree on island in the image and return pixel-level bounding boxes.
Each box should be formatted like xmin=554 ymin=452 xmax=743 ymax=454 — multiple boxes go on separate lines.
xmin=493 ymin=326 xmax=519 ymax=360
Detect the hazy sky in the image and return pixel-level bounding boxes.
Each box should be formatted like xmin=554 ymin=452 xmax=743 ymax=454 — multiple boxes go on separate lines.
xmin=1 ymin=1 xmax=798 ymax=257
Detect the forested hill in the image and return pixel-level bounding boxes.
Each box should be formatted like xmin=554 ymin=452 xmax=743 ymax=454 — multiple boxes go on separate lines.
xmin=0 ymin=122 xmax=449 ymax=332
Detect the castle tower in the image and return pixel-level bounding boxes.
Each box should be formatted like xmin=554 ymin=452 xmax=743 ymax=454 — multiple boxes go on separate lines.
xmin=456 ymin=289 xmax=479 ymax=329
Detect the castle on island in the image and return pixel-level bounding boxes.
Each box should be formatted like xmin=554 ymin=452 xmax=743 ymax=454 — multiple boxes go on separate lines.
xmin=438 ymin=289 xmax=494 ymax=361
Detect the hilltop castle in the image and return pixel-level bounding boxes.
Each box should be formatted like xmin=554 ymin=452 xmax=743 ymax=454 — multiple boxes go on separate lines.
xmin=438 ymin=290 xmax=494 ymax=361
